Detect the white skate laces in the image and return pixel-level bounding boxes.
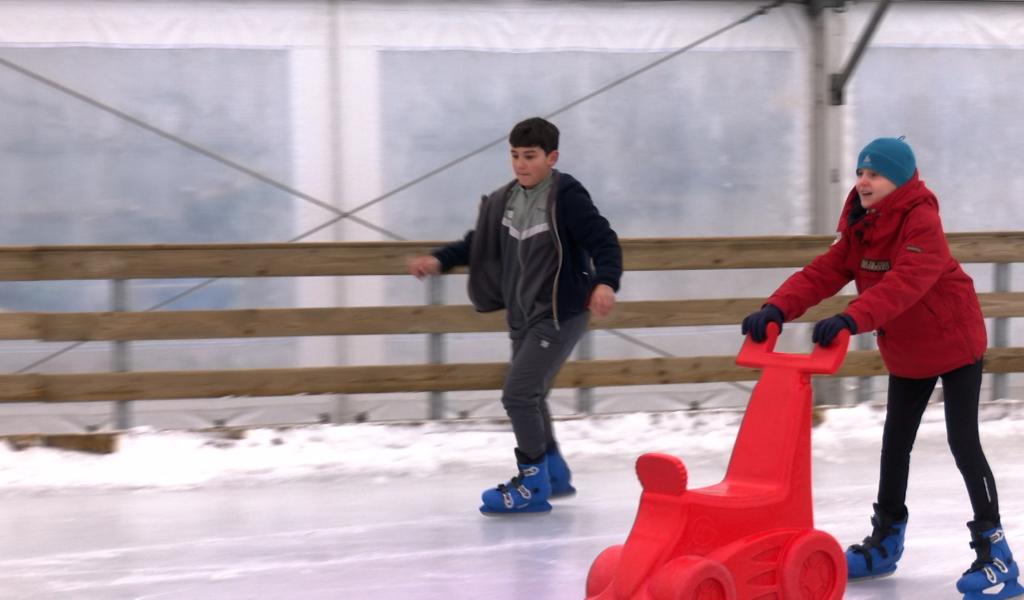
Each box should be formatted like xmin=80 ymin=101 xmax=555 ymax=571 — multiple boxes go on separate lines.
xmin=496 ymin=466 xmax=540 ymax=508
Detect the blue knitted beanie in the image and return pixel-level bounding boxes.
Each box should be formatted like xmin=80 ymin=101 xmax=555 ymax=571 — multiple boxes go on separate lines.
xmin=857 ymin=137 xmax=916 ymax=187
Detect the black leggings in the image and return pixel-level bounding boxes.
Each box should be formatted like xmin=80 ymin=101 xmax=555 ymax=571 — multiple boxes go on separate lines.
xmin=877 ymin=359 xmax=999 ymax=524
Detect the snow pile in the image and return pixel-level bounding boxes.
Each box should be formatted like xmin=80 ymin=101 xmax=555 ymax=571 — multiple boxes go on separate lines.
xmin=0 ymin=401 xmax=1019 ymax=495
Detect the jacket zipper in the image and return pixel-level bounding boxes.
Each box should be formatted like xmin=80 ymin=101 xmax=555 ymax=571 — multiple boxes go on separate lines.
xmin=550 ymin=180 xmax=562 ymax=331
xmin=515 ymin=226 xmax=527 ymax=320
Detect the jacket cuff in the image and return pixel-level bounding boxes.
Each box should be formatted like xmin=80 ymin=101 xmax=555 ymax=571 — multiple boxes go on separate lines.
xmin=763 ymin=303 xmax=785 ymax=322
xmin=838 ymin=312 xmax=859 ymax=334
xmin=430 ymin=250 xmax=453 ymax=273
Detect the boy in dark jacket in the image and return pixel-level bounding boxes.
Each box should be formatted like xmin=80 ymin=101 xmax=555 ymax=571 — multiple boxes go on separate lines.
xmin=742 ymin=137 xmax=1022 ymax=599
xmin=408 ymin=117 xmax=622 ymax=515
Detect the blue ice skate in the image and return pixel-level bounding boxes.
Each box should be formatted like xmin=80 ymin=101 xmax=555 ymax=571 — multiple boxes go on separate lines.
xmin=846 ymin=503 xmax=908 ymax=580
xmin=480 ymin=453 xmax=552 ymax=515
xmin=958 ymin=521 xmax=1024 ymax=600
xmin=546 ymin=445 xmax=577 ymax=498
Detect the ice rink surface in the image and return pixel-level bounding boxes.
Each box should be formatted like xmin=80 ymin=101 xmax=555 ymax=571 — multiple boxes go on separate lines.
xmin=1 ymin=408 xmax=1022 ymax=600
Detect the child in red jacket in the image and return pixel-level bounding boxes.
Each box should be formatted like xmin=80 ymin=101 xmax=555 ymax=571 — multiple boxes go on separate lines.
xmin=742 ymin=137 xmax=1022 ymax=599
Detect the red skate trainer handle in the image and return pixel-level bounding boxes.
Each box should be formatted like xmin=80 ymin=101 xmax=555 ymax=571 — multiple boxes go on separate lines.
xmin=735 ymin=322 xmax=849 ymax=375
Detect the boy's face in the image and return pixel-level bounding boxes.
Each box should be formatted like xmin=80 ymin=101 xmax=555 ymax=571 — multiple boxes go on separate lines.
xmin=510 ymin=146 xmax=558 ymax=189
xmin=855 ymin=168 xmax=897 ymax=209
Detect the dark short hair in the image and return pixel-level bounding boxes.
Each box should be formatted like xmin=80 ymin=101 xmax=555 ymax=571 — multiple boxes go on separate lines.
xmin=508 ymin=117 xmax=559 ymax=153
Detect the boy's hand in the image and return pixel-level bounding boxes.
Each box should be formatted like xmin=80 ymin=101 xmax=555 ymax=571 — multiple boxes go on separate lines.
xmin=407 ymin=255 xmax=441 ymax=279
xmin=589 ymin=283 xmax=616 ymax=318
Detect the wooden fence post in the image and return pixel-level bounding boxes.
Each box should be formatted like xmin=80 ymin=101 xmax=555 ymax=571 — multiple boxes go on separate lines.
xmin=575 ymin=330 xmax=594 ymax=415
xmin=111 ymin=279 xmax=133 ymax=429
xmin=992 ymin=263 xmax=1011 ymax=401
xmin=428 ymin=276 xmax=447 ymax=420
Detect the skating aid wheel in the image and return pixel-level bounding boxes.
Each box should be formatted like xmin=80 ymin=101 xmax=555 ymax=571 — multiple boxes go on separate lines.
xmin=586 ymin=544 xmax=622 ymax=597
xmin=779 ymin=530 xmax=846 ymax=600
xmin=647 ymin=555 xmax=736 ymax=600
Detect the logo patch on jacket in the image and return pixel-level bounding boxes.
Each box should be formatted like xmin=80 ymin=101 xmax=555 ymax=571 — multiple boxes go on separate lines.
xmin=861 ymin=258 xmax=891 ymax=272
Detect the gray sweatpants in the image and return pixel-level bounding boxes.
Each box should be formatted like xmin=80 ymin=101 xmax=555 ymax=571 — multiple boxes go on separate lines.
xmin=502 ymin=311 xmax=590 ymax=460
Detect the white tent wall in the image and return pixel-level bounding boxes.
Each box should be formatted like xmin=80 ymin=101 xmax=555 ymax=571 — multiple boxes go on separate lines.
xmin=324 ymin=0 xmax=818 ymax=420
xmin=0 ymin=1 xmax=1020 ymax=432
xmin=843 ymin=0 xmax=1024 ymax=407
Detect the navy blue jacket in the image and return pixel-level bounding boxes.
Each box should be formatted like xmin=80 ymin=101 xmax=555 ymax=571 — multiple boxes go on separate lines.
xmin=433 ymin=170 xmax=621 ymax=324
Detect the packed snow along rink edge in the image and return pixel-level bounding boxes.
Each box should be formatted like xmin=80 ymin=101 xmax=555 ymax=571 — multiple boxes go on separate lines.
xmin=0 ymin=400 xmax=1021 ymax=496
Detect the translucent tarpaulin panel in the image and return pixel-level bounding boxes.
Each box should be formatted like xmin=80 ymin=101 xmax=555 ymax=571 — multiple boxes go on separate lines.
xmin=0 ymin=1 xmax=1020 ymax=430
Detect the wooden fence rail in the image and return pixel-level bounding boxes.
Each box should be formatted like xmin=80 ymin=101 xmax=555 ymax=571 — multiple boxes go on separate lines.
xmin=1 ymin=293 xmax=1023 ymax=341
xmin=2 ymin=232 xmax=1023 ymax=280
xmin=0 ymin=233 xmax=1020 ymax=406
xmin=3 ymin=348 xmax=1024 ymax=405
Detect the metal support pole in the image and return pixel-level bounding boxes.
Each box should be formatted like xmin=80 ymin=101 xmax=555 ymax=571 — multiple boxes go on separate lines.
xmin=830 ymin=0 xmax=891 ymax=105
xmin=992 ymin=263 xmax=1011 ymax=401
xmin=811 ymin=3 xmax=846 ymax=406
xmin=111 ymin=279 xmax=133 ymax=430
xmin=427 ymin=276 xmax=447 ymax=420
xmin=810 ymin=3 xmax=846 ymax=238
xmin=575 ymin=330 xmax=594 ymax=415
xmin=327 ymin=0 xmax=353 ymax=425
xmin=807 ymin=0 xmax=845 ymax=17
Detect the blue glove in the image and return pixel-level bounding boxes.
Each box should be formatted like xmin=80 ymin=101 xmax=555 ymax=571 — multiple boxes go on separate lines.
xmin=812 ymin=313 xmax=858 ymax=347
xmin=741 ymin=304 xmax=784 ymax=342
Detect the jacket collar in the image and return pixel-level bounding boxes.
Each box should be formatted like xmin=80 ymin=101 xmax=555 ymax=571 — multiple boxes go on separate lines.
xmin=840 ymin=171 xmax=937 ymax=230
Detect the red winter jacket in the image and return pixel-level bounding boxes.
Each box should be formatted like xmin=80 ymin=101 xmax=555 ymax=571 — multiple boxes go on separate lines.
xmin=766 ymin=173 xmax=986 ymax=379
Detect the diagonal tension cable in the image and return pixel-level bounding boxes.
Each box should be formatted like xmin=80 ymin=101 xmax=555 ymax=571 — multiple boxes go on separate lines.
xmin=5 ymin=0 xmax=786 ymax=373
xmin=0 ymin=0 xmax=785 ymax=240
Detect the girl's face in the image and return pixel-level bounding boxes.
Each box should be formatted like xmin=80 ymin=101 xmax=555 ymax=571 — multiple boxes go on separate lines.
xmin=856 ymin=168 xmax=898 ymax=208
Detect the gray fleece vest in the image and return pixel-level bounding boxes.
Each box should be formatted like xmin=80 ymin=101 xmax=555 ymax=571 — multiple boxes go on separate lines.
xmin=467 ymin=173 xmax=561 ymax=334
xmin=501 ymin=174 xmax=558 ymax=333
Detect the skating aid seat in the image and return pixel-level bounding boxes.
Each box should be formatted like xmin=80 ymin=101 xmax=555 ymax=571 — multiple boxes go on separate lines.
xmin=586 ymin=323 xmax=849 ymax=600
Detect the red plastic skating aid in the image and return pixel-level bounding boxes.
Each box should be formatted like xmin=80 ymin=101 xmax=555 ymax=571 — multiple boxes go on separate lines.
xmin=585 ymin=323 xmax=850 ymax=600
